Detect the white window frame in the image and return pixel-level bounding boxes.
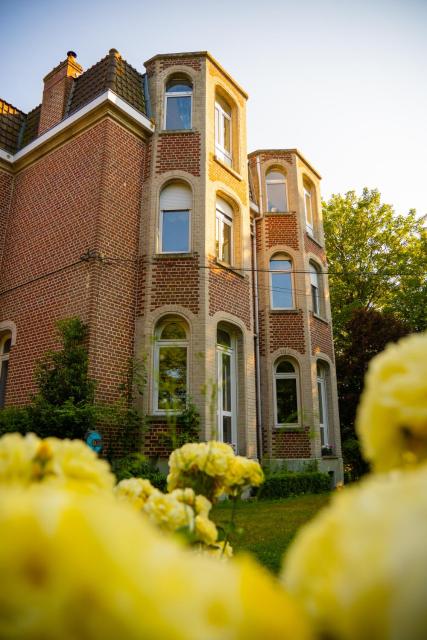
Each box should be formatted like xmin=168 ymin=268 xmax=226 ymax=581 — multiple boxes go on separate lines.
xmin=153 ymin=321 xmax=189 ymax=415
xmin=317 ymin=363 xmax=330 ymax=447
xmin=274 ymin=360 xmax=301 ymax=428
xmin=304 ymin=186 xmax=314 ymax=234
xmin=266 ymin=169 xmax=288 ymax=212
xmin=270 ymin=256 xmax=294 ymax=310
xmin=217 ymin=332 xmax=237 ymax=449
xmin=216 ymin=202 xmax=233 ymax=265
xmin=215 ymin=100 xmax=232 ymax=166
xmin=0 ymin=334 xmax=11 ymax=409
xmin=159 ymin=208 xmax=191 ymax=254
xmin=164 ymin=81 xmax=193 ymax=130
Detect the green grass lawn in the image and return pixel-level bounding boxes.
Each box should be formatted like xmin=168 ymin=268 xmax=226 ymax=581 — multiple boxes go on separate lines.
xmin=212 ymin=493 xmax=330 ymax=574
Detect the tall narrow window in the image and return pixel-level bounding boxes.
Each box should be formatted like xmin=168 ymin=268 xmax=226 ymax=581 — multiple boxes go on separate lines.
xmin=274 ymin=359 xmax=300 ymax=426
xmin=217 ymin=328 xmax=237 ymax=447
xmin=270 ymin=254 xmax=294 ymax=309
xmin=154 ymin=319 xmax=188 ymax=413
xmin=0 ymin=334 xmax=11 ymax=408
xmin=215 ymin=96 xmax=232 ymax=166
xmin=317 ymin=362 xmax=330 ymax=448
xmin=310 ymin=263 xmax=321 ymax=315
xmin=216 ymin=197 xmax=233 ymax=265
xmin=266 ymin=169 xmax=287 ymax=212
xmin=159 ymin=182 xmax=191 ymax=253
xmin=304 ymin=184 xmax=314 ymax=234
xmin=165 ymin=79 xmax=192 ymax=130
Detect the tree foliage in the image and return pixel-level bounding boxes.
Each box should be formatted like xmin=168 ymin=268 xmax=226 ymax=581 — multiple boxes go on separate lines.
xmin=323 ymin=188 xmax=426 ymax=347
xmin=336 ymin=308 xmax=410 ymax=479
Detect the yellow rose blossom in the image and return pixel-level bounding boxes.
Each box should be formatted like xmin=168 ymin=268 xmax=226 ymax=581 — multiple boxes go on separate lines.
xmin=0 ymin=433 xmax=114 ymax=492
xmin=0 ymin=432 xmax=42 ymax=484
xmin=0 ymin=484 xmax=309 ymax=639
xmin=225 ymin=456 xmax=264 ymax=494
xmin=194 ymin=514 xmax=218 ymax=546
xmin=143 ymin=490 xmax=195 ymax=533
xmin=356 ymin=331 xmax=427 ymax=472
xmin=282 ymin=465 xmax=427 ymax=640
xmin=201 ymin=540 xmax=234 ymax=559
xmin=115 ymin=477 xmax=159 ymax=510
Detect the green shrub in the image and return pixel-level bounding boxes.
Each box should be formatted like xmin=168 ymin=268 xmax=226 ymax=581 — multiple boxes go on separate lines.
xmin=259 ymin=471 xmax=331 ymax=499
xmin=0 ymin=406 xmax=31 ymax=436
xmin=111 ymin=453 xmax=167 ymax=491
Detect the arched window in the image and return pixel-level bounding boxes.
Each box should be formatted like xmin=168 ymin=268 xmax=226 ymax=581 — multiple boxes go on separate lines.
xmin=164 ymin=78 xmax=192 ymax=130
xmin=303 ymin=180 xmax=316 ymax=235
xmin=0 ymin=333 xmax=11 ymax=408
xmin=274 ymin=359 xmax=300 ymax=426
xmin=216 ymin=196 xmax=233 ymax=265
xmin=215 ymin=95 xmax=232 ymax=166
xmin=310 ymin=262 xmax=321 ymax=315
xmin=159 ymin=181 xmax=192 ymax=253
xmin=153 ymin=318 xmax=188 ymax=413
xmin=216 ymin=327 xmax=237 ymax=447
xmin=317 ymin=361 xmax=330 ymax=450
xmin=266 ymin=168 xmax=287 ymax=212
xmin=270 ymin=254 xmax=294 ymax=309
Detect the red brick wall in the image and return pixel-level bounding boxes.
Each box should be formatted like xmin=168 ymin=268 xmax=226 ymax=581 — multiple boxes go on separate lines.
xmin=0 ymin=118 xmax=147 ymax=456
xmin=160 ymin=58 xmax=201 ymax=72
xmin=304 ymin=234 xmax=327 ymax=264
xmin=0 ymin=169 xmax=13 ymax=265
xmin=268 ymin=312 xmax=306 ymax=354
xmin=310 ymin=315 xmax=334 ymax=361
xmin=156 ymin=132 xmax=201 ymax=176
xmin=149 ymin=255 xmax=200 ymax=314
xmin=265 ymin=214 xmax=299 ymax=250
xmin=143 ymin=420 xmax=189 ymax=458
xmin=209 ymin=261 xmax=251 ymax=330
xmin=272 ymin=428 xmax=311 ymax=458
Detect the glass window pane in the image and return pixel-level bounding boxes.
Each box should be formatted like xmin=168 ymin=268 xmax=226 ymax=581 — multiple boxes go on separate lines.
xmin=271 ymin=272 xmax=293 ymax=308
xmin=270 ymin=258 xmax=291 ymax=272
xmin=276 ymin=360 xmax=295 ymax=374
xmin=222 ymin=352 xmax=231 ymax=412
xmin=166 ymin=96 xmax=191 ymax=130
xmin=0 ymin=360 xmax=9 ymax=408
xmin=305 ymin=192 xmax=313 ymax=226
xmin=160 ymin=321 xmax=186 ymax=340
xmin=267 ymin=182 xmax=286 ymax=212
xmin=276 ymin=377 xmax=298 ymax=424
xmin=222 ymin=222 xmax=231 ymax=263
xmin=158 ymin=346 xmax=187 ymax=410
xmin=317 ymin=380 xmax=324 ymax=424
xmin=311 ymin=284 xmax=319 ymax=314
xmin=217 ymin=329 xmax=231 ymax=348
xmin=223 ymin=116 xmax=231 ymax=152
xmin=162 ymin=211 xmax=189 ymax=252
xmin=222 ymin=416 xmax=232 ymax=443
xmin=166 ymin=81 xmax=191 ymax=93
xmin=2 ymin=338 xmax=11 ymax=354
xmin=267 ymin=171 xmax=284 ymax=182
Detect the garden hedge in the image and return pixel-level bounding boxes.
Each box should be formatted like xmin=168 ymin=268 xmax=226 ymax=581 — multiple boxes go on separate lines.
xmin=259 ymin=471 xmax=331 ymax=499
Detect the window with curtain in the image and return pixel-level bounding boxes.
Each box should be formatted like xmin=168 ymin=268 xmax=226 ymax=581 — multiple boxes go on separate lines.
xmin=270 ymin=254 xmax=294 ymax=309
xmin=216 ymin=196 xmax=233 ymax=265
xmin=274 ymin=359 xmax=300 ymax=426
xmin=215 ymin=96 xmax=232 ymax=166
xmin=0 ymin=334 xmax=11 ymax=408
xmin=154 ymin=319 xmax=188 ymax=413
xmin=159 ymin=182 xmax=191 ymax=253
xmin=266 ymin=169 xmax=287 ymax=212
xmin=165 ymin=79 xmax=192 ymax=130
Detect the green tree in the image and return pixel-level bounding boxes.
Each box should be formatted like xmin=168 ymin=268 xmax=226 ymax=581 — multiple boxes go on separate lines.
xmin=322 ymin=188 xmax=426 ymax=349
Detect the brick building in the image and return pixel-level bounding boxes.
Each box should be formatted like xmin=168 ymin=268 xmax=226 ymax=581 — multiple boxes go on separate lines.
xmin=0 ymin=49 xmax=343 ymax=481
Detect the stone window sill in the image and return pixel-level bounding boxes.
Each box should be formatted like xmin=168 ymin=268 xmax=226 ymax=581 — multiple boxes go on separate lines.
xmin=274 ymin=425 xmax=305 ymax=433
xmin=159 ymin=128 xmax=197 ymax=135
xmin=154 ymin=252 xmax=197 ymax=260
xmin=212 ymin=258 xmax=245 ymax=279
xmin=269 ymin=308 xmax=300 ymax=315
xmin=264 ymin=210 xmax=296 ymax=217
xmin=213 ymin=155 xmax=243 ymax=181
xmin=306 ymin=232 xmax=324 ymax=249
xmin=312 ymin=312 xmax=329 ymax=325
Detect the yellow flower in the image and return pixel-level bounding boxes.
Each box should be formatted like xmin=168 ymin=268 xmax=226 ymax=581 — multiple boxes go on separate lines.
xmin=143 ymin=490 xmax=195 ymax=533
xmin=199 ymin=540 xmax=234 ymax=560
xmin=356 ymin=332 xmax=427 ymax=472
xmin=0 ymin=433 xmax=114 ymax=492
xmin=225 ymin=456 xmax=264 ymax=494
xmin=0 ymin=433 xmax=41 ymax=484
xmin=194 ymin=514 xmax=218 ymax=546
xmin=0 ymin=484 xmax=309 ymax=639
xmin=282 ymin=465 xmax=427 ymax=640
xmin=115 ymin=478 xmax=159 ymax=510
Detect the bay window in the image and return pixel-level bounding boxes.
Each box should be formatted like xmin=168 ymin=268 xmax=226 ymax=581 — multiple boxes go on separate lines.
xmin=215 ymin=96 xmax=232 ymax=166
xmin=159 ymin=182 xmax=191 ymax=253
xmin=274 ymin=359 xmax=300 ymax=426
xmin=270 ymin=254 xmax=294 ymax=309
xmin=216 ymin=197 xmax=233 ymax=265
xmin=164 ymin=79 xmax=192 ymax=130
xmin=154 ymin=319 xmax=188 ymax=413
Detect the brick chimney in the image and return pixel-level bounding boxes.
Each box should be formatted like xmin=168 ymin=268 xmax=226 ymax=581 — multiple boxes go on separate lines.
xmin=38 ymin=51 xmax=83 ymax=136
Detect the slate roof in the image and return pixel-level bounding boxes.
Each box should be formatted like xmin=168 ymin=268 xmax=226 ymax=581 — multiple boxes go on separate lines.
xmin=0 ymin=49 xmax=147 ymax=155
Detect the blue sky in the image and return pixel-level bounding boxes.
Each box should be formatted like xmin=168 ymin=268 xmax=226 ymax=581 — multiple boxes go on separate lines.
xmin=1 ymin=0 xmax=426 ymax=216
